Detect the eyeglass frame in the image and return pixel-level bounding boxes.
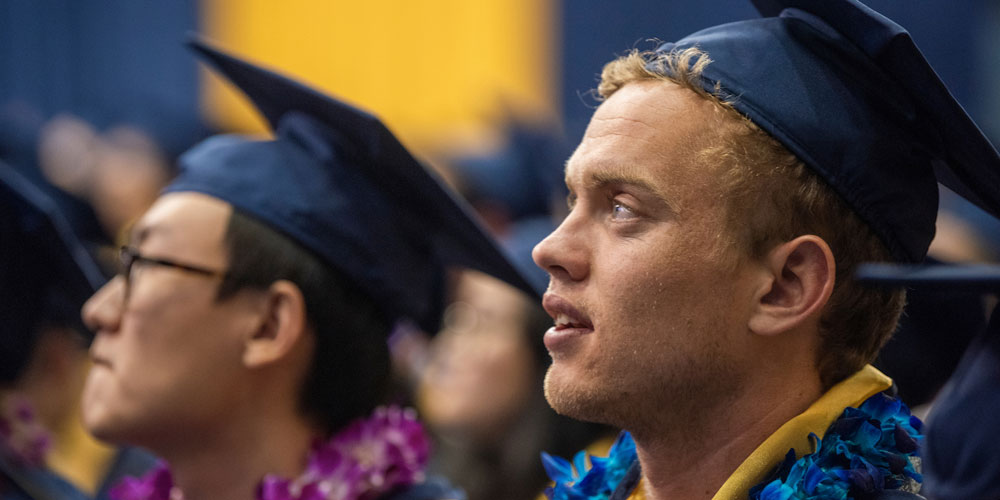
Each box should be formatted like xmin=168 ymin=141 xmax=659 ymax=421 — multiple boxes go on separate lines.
xmin=118 ymin=246 xmax=228 ymax=292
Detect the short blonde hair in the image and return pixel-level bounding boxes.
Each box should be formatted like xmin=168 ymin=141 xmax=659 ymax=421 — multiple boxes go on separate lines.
xmin=598 ymin=48 xmax=905 ymax=389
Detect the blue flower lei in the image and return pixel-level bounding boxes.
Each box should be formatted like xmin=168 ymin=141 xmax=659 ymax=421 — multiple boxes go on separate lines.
xmin=750 ymin=393 xmax=923 ymax=500
xmin=541 ymin=393 xmax=923 ymax=500
xmin=541 ymin=431 xmax=637 ymax=500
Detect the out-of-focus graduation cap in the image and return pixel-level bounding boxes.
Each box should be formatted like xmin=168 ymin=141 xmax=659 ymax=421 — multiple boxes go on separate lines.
xmin=858 ymin=261 xmax=1000 ymax=499
xmin=650 ymin=0 xmax=1000 ymax=263
xmin=918 ymin=308 xmax=1000 ymax=500
xmin=857 ymin=262 xmax=1000 ymax=293
xmin=502 ymin=216 xmax=559 ymax=295
xmin=450 ymin=121 xmax=569 ymax=221
xmin=0 ymin=101 xmax=112 ymax=250
xmin=169 ymin=38 xmax=539 ymax=333
xmin=0 ymin=161 xmax=105 ymax=382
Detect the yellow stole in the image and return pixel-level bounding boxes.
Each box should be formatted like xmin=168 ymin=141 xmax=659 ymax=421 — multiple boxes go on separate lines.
xmin=629 ymin=365 xmax=892 ymax=500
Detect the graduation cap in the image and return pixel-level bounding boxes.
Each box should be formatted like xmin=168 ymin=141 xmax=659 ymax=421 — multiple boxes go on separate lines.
xmin=501 ymin=216 xmax=560 ymax=297
xmin=857 ymin=261 xmax=1000 ymax=499
xmin=650 ymin=0 xmax=1000 ymax=263
xmin=450 ymin=121 xmax=569 ymax=221
xmin=168 ymin=38 xmax=539 ymax=334
xmin=918 ymin=308 xmax=1000 ymax=500
xmin=0 ymin=161 xmax=105 ymax=382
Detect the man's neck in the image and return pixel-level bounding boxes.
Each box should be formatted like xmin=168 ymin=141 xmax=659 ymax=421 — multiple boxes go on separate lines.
xmin=632 ymin=373 xmax=822 ymax=500
xmin=156 ymin=403 xmax=318 ymax=500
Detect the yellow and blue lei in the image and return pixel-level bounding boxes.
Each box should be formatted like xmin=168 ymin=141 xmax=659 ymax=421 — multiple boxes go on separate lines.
xmin=542 ymin=393 xmax=923 ymax=500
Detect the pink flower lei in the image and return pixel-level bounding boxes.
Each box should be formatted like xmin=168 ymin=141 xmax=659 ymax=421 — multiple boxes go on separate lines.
xmin=111 ymin=406 xmax=432 ymax=500
xmin=0 ymin=394 xmax=52 ymax=468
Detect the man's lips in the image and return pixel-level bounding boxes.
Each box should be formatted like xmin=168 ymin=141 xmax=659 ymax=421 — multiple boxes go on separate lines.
xmin=542 ymin=294 xmax=594 ymax=352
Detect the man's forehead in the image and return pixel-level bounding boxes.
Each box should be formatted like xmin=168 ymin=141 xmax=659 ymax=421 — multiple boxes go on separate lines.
xmin=590 ymin=80 xmax=708 ymax=128
xmin=130 ymin=192 xmax=233 ymax=253
xmin=564 ymin=85 xmax=720 ymax=203
xmin=580 ymin=85 xmax=716 ymax=160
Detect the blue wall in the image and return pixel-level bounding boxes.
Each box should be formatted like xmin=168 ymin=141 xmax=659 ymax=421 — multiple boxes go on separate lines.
xmin=0 ymin=0 xmax=205 ymax=156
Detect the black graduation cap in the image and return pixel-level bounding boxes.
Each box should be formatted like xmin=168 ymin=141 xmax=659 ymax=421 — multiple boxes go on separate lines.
xmin=650 ymin=0 xmax=1000 ymax=263
xmin=168 ymin=38 xmax=539 ymax=334
xmin=0 ymin=161 xmax=105 ymax=382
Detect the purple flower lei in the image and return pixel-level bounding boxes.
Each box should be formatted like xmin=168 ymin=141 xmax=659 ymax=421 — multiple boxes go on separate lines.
xmin=111 ymin=406 xmax=431 ymax=500
xmin=0 ymin=394 xmax=52 ymax=468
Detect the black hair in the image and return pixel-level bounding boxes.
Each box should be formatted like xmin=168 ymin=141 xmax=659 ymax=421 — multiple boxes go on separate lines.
xmin=219 ymin=210 xmax=391 ymax=434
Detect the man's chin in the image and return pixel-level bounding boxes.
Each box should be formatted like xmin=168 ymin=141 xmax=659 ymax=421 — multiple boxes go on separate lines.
xmin=81 ymin=402 xmax=133 ymax=446
xmin=82 ymin=409 xmax=115 ymax=441
xmin=543 ymin=364 xmax=616 ymax=425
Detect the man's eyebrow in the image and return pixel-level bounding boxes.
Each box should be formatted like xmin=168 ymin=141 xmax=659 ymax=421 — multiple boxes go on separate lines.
xmin=580 ymin=165 xmax=679 ymax=214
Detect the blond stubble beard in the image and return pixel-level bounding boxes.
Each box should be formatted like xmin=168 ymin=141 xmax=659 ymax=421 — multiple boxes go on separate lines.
xmin=542 ymin=335 xmax=745 ymax=444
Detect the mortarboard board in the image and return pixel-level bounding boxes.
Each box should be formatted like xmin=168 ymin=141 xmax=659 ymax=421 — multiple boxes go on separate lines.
xmin=0 ymin=160 xmax=105 ymax=382
xmin=167 ymin=38 xmax=539 ymax=334
xmin=648 ymin=0 xmax=1000 ymax=263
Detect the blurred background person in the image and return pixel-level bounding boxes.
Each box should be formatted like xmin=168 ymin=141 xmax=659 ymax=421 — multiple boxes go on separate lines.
xmin=0 ymin=91 xmax=181 ymax=500
xmin=0 ymin=163 xmax=156 ymax=500
xmin=417 ymin=266 xmax=612 ymax=500
xmin=2 ymin=6 xmax=207 ymax=493
xmin=415 ymin=124 xmax=613 ymax=500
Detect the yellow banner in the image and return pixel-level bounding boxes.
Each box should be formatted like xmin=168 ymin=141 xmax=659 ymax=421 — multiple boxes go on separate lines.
xmin=200 ymin=0 xmax=557 ymax=153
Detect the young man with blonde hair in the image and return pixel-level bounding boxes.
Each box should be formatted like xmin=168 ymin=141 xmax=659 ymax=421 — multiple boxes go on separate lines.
xmin=534 ymin=1 xmax=1000 ymax=499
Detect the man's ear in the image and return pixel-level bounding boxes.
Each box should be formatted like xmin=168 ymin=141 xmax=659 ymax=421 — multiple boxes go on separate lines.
xmin=748 ymin=235 xmax=835 ymax=336
xmin=243 ymin=280 xmax=309 ymax=368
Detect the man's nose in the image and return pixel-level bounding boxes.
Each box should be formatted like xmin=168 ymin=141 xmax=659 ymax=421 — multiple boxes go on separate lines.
xmin=81 ymin=276 xmax=126 ymax=334
xmin=532 ymin=217 xmax=590 ymax=284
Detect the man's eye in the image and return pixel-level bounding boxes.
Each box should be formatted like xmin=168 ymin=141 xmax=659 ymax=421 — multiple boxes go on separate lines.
xmin=611 ymin=201 xmax=636 ymax=219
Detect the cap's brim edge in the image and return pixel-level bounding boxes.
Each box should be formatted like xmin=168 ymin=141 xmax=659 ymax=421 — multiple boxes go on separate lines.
xmin=856 ymin=262 xmax=1000 ymax=292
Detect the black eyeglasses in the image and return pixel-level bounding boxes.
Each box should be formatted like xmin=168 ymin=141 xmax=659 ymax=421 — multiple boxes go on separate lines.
xmin=118 ymin=246 xmax=227 ymax=290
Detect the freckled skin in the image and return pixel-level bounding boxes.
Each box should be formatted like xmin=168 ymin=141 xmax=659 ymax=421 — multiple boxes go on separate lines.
xmin=532 ymin=81 xmax=762 ymax=437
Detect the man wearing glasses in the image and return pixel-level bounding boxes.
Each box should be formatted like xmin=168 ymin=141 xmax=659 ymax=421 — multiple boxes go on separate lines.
xmin=79 ymin=40 xmax=533 ymax=500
